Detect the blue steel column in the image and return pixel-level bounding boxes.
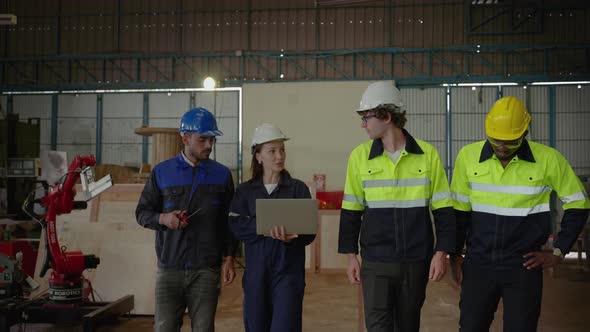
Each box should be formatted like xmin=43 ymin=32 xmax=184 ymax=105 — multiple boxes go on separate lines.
xmin=549 ymin=86 xmax=556 ymax=148
xmin=446 ymin=86 xmax=452 ymax=179
xmin=96 ymin=94 xmax=103 ymax=163
xmin=6 ymin=95 xmax=13 ymax=114
xmin=277 ymin=56 xmax=282 ymax=80
xmin=189 ymin=92 xmax=196 ymax=108
xmin=427 ymin=51 xmax=432 ymax=78
xmin=524 ymin=85 xmax=531 ymax=128
xmin=142 ymin=93 xmax=149 ymax=163
xmin=51 ymin=95 xmax=58 ymax=150
xmin=351 ymin=54 xmax=356 ymax=79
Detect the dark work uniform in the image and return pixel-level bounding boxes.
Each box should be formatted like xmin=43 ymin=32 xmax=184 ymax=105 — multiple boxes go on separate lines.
xmin=136 ymin=153 xmax=236 ymax=332
xmin=229 ymin=172 xmax=315 ymax=332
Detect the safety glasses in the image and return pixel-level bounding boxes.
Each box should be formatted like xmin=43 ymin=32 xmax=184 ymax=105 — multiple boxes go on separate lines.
xmin=360 ymin=114 xmax=377 ymax=124
xmin=487 ymin=136 xmax=523 ymax=149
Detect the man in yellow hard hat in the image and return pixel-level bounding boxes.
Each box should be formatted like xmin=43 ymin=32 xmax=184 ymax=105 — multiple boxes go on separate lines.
xmin=450 ymin=96 xmax=590 ymax=331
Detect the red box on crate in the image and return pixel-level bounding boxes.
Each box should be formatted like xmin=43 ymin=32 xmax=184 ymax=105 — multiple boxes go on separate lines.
xmin=316 ymin=191 xmax=344 ymax=209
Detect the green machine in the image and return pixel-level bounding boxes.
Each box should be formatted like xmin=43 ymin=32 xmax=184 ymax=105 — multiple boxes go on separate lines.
xmin=0 ymin=113 xmax=41 ymax=219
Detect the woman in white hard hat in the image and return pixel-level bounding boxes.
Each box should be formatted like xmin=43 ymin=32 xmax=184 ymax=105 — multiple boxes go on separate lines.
xmin=228 ymin=123 xmax=315 ymax=332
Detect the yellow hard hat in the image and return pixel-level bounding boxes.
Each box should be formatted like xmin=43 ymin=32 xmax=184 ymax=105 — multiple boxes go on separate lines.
xmin=485 ymin=96 xmax=531 ymax=140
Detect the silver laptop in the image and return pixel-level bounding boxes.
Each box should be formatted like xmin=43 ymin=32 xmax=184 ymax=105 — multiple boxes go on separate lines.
xmin=256 ymin=199 xmax=318 ymax=235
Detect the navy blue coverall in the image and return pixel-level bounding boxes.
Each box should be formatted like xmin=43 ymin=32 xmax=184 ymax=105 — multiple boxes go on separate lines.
xmin=136 ymin=153 xmax=237 ymax=331
xmin=136 ymin=153 xmax=236 ymax=269
xmin=228 ymin=172 xmax=316 ymax=332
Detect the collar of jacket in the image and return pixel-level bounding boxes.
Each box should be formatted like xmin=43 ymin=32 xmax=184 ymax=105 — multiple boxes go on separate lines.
xmin=368 ymin=128 xmax=424 ymax=160
xmin=479 ymin=139 xmax=536 ymax=163
xmin=251 ymin=171 xmax=294 ymax=189
xmin=176 ymin=152 xmax=211 ymax=170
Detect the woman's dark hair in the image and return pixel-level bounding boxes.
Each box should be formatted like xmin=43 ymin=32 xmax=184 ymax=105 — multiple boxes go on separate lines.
xmin=250 ymin=143 xmax=291 ymax=180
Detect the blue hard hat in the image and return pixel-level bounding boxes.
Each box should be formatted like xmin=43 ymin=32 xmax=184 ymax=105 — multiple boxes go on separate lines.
xmin=179 ymin=107 xmax=223 ymax=136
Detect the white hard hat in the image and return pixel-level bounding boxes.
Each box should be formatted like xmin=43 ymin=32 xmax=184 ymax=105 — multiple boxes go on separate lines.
xmin=357 ymin=81 xmax=404 ymax=113
xmin=251 ymin=123 xmax=289 ymax=150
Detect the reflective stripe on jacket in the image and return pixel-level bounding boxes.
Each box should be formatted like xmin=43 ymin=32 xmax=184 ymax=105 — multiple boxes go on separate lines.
xmin=338 ymin=130 xmax=456 ymax=263
xmin=451 ymin=139 xmax=590 ymax=267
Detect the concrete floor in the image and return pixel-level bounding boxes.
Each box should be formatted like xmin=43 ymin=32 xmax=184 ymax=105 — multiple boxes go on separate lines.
xmin=10 ymin=262 xmax=590 ymax=332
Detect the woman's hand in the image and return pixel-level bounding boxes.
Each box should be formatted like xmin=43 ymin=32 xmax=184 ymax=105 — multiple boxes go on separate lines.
xmin=269 ymin=225 xmax=299 ymax=243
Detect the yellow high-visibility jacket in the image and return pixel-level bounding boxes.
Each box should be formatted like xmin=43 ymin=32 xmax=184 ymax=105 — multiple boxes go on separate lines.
xmin=338 ymin=130 xmax=456 ymax=263
xmin=451 ymin=139 xmax=590 ymax=267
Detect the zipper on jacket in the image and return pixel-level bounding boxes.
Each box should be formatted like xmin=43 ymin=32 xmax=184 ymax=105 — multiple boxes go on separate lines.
xmin=185 ymin=167 xmax=198 ymax=211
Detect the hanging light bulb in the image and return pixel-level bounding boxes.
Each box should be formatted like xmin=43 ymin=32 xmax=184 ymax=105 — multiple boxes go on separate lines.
xmin=203 ymin=77 xmax=216 ymax=89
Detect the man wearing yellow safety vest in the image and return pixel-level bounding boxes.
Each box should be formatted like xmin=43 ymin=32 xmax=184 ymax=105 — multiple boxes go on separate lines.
xmin=450 ymin=96 xmax=590 ymax=332
xmin=338 ymin=81 xmax=456 ymax=331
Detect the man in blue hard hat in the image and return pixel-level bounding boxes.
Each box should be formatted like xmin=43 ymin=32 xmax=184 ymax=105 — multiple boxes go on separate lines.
xmin=136 ymin=107 xmax=237 ymax=332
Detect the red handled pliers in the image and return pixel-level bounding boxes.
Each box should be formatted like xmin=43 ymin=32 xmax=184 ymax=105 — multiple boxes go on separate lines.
xmin=178 ymin=208 xmax=202 ymax=224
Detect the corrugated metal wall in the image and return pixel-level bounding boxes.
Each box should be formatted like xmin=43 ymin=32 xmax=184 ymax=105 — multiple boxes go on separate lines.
xmin=402 ymin=87 xmax=447 ymax=168
xmin=5 ymin=84 xmax=588 ymax=179
xmin=146 ymin=91 xmax=239 ymax=167
xmin=193 ymin=91 xmax=239 ymax=178
xmin=56 ymin=94 xmax=97 ymax=159
xmin=555 ymin=85 xmax=590 ymax=175
xmin=148 ymin=92 xmax=192 ymax=166
xmin=149 ymin=93 xmax=190 ymax=127
xmin=12 ymin=95 xmax=52 ymax=154
xmin=470 ymin=6 xmax=590 ymax=45
xmin=447 ymin=85 xmax=588 ymax=176
xmin=8 ymin=90 xmax=240 ymax=178
xmin=450 ymin=86 xmax=498 ymax=167
xmin=4 ymin=1 xmax=589 ymax=54
xmin=2 ymin=1 xmax=589 ymax=86
xmin=102 ymin=93 xmax=143 ymax=165
xmin=503 ymin=86 xmax=550 ymax=146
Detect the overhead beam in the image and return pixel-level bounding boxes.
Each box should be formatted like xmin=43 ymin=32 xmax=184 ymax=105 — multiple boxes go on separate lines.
xmin=1 ymin=45 xmax=589 ymax=90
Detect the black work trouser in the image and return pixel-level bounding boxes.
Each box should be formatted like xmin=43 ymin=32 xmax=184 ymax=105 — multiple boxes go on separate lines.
xmin=459 ymin=263 xmax=543 ymax=332
xmin=361 ymin=260 xmax=430 ymax=332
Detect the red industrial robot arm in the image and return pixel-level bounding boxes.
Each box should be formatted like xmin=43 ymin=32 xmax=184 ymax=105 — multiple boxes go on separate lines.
xmin=39 ymin=155 xmax=110 ymax=278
